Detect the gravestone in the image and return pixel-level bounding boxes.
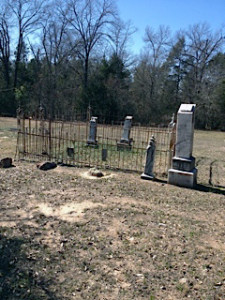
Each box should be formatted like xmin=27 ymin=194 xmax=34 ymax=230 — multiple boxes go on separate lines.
xmin=67 ymin=147 xmax=74 ymax=157
xmin=102 ymin=149 xmax=107 ymax=161
xmin=87 ymin=117 xmax=98 ymax=147
xmin=141 ymin=135 xmax=156 ymax=180
xmin=168 ymin=104 xmax=197 ymax=188
xmin=117 ymin=116 xmax=133 ymax=150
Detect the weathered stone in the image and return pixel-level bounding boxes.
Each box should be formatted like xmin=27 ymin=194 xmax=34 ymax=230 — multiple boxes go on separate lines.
xmin=0 ymin=157 xmax=13 ymax=168
xmin=37 ymin=161 xmax=57 ymax=171
xmin=141 ymin=135 xmax=156 ymax=180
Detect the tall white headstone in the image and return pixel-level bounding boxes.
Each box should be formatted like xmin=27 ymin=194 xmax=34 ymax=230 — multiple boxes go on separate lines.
xmin=87 ymin=116 xmax=98 ymax=146
xmin=168 ymin=104 xmax=197 ymax=188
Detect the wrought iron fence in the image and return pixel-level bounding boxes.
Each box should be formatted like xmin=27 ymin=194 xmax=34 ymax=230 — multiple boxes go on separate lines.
xmin=16 ymin=115 xmax=176 ymax=177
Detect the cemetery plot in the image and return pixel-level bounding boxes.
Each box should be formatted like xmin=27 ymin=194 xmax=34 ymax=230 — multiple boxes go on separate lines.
xmin=16 ymin=117 xmax=175 ymax=177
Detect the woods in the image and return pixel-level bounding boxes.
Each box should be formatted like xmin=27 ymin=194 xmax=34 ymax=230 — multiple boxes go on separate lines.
xmin=0 ymin=0 xmax=224 ymax=128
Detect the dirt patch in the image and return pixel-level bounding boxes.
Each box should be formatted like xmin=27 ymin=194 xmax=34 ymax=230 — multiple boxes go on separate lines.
xmin=38 ymin=201 xmax=105 ymax=222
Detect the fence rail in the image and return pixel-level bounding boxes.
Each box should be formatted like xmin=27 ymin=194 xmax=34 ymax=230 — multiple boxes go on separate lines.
xmin=16 ymin=116 xmax=176 ymax=177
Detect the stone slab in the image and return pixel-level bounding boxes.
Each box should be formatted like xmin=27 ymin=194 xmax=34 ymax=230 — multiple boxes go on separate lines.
xmin=168 ymin=168 xmax=197 ymax=188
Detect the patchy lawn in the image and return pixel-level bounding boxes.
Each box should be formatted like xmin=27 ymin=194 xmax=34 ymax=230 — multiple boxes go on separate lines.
xmin=0 ymin=118 xmax=225 ymax=299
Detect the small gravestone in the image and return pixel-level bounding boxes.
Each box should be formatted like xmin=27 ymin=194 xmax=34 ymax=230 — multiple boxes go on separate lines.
xmin=141 ymin=136 xmax=156 ymax=180
xmin=117 ymin=116 xmax=133 ymax=150
xmin=67 ymin=147 xmax=74 ymax=157
xmin=168 ymin=104 xmax=197 ymax=188
xmin=102 ymin=149 xmax=107 ymax=161
xmin=0 ymin=157 xmax=13 ymax=168
xmin=87 ymin=117 xmax=98 ymax=147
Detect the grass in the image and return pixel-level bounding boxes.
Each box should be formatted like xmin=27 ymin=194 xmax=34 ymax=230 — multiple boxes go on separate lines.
xmin=0 ymin=117 xmax=225 ymax=299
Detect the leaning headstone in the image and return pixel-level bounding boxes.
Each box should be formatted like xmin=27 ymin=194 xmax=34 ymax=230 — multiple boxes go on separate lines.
xmin=168 ymin=104 xmax=197 ymax=188
xmin=141 ymin=136 xmax=156 ymax=180
xmin=117 ymin=116 xmax=133 ymax=150
xmin=0 ymin=157 xmax=13 ymax=168
xmin=87 ymin=117 xmax=98 ymax=147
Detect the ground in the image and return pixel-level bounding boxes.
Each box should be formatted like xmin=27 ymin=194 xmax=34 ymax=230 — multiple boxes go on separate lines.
xmin=0 ymin=118 xmax=225 ymax=300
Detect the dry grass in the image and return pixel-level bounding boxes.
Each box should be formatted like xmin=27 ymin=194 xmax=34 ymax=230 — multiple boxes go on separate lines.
xmin=0 ymin=117 xmax=225 ymax=300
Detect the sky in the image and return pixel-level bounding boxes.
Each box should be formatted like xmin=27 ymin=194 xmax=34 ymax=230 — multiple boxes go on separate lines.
xmin=117 ymin=0 xmax=225 ymax=54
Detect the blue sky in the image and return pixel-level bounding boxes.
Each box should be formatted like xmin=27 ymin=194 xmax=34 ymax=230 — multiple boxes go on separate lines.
xmin=117 ymin=0 xmax=225 ymax=54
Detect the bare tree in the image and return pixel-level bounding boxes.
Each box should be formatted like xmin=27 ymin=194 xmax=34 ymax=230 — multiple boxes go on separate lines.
xmin=8 ymin=0 xmax=47 ymax=88
xmin=107 ymin=19 xmax=136 ymax=63
xmin=144 ymin=25 xmax=171 ymax=68
xmin=184 ymin=23 xmax=224 ymax=104
xmin=63 ymin=0 xmax=117 ymax=96
xmin=142 ymin=25 xmax=171 ymax=101
xmin=40 ymin=9 xmax=70 ymax=115
xmin=0 ymin=11 xmax=11 ymax=87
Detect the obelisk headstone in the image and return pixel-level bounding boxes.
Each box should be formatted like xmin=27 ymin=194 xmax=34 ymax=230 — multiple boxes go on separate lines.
xmin=168 ymin=104 xmax=197 ymax=188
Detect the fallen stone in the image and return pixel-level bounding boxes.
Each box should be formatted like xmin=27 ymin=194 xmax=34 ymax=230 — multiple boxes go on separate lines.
xmin=88 ymin=167 xmax=104 ymax=177
xmin=37 ymin=161 xmax=57 ymax=171
xmin=0 ymin=157 xmax=13 ymax=168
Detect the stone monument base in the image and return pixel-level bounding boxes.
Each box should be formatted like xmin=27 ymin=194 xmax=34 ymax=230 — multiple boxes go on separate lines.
xmin=168 ymin=168 xmax=197 ymax=188
xmin=172 ymin=156 xmax=195 ymax=172
xmin=117 ymin=142 xmax=132 ymax=151
xmin=87 ymin=141 xmax=98 ymax=148
xmin=141 ymin=173 xmax=154 ymax=180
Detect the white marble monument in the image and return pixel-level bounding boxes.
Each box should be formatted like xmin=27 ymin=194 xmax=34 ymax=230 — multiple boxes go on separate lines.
xmin=168 ymin=104 xmax=197 ymax=188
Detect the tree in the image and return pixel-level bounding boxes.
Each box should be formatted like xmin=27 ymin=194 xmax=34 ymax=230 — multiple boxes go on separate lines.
xmin=131 ymin=26 xmax=171 ymax=124
xmin=0 ymin=11 xmax=11 ymax=88
xmin=87 ymin=53 xmax=131 ymax=121
xmin=63 ymin=0 xmax=118 ymax=108
xmin=8 ymin=0 xmax=46 ymax=89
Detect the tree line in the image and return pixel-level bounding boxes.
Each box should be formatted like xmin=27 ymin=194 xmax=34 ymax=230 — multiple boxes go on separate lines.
xmin=0 ymin=0 xmax=224 ymax=128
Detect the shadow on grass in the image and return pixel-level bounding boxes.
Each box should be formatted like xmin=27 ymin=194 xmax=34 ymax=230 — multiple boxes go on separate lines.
xmin=0 ymin=231 xmax=61 ymax=300
xmin=196 ymin=184 xmax=225 ymax=196
xmin=152 ymin=177 xmax=225 ymax=196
